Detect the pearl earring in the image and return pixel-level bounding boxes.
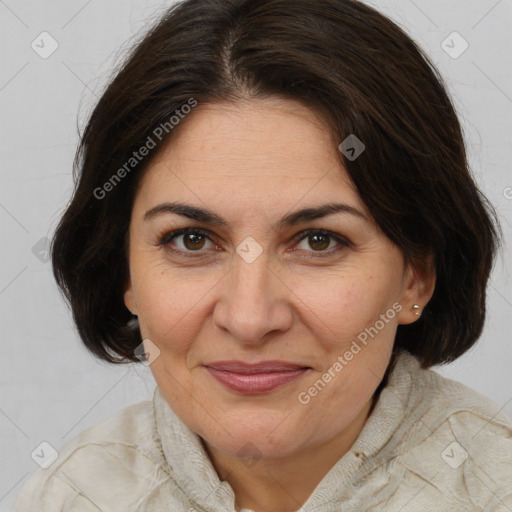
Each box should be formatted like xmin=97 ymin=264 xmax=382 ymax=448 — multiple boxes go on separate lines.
xmin=412 ymin=304 xmax=421 ymax=316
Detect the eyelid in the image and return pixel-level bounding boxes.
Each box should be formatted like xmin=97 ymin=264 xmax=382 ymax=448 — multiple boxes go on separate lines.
xmin=157 ymin=227 xmax=351 ymax=258
xmin=158 ymin=227 xmax=218 ymax=259
xmin=158 ymin=227 xmax=214 ymax=247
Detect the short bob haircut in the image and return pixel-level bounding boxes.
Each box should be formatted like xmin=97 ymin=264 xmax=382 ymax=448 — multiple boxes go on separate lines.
xmin=52 ymin=0 xmax=500 ymax=369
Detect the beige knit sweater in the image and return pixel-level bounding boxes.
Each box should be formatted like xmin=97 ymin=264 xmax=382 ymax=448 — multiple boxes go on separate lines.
xmin=13 ymin=351 xmax=512 ymax=511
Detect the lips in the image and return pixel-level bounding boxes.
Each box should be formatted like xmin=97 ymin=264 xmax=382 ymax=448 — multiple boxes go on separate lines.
xmin=203 ymin=360 xmax=311 ymax=393
xmin=206 ymin=360 xmax=309 ymax=373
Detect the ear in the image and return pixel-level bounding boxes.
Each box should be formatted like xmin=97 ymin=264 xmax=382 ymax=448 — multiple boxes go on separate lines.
xmin=124 ymin=280 xmax=138 ymax=316
xmin=397 ymin=254 xmax=436 ymax=325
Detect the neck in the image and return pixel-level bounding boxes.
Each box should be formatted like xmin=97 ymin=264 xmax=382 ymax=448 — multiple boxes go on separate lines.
xmin=203 ymin=398 xmax=373 ymax=512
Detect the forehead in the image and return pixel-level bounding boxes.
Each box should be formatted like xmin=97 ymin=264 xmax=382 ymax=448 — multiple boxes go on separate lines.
xmin=134 ymin=98 xmax=366 ymax=219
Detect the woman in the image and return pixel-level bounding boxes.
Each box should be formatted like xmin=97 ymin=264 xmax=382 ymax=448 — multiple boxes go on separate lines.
xmin=14 ymin=0 xmax=512 ymax=510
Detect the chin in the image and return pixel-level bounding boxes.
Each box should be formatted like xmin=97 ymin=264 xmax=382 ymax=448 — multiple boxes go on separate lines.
xmin=209 ymin=432 xmax=303 ymax=463
xmin=196 ymin=408 xmax=305 ymax=458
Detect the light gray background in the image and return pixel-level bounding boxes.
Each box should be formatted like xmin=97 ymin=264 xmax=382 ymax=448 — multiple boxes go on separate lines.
xmin=1 ymin=0 xmax=511 ymax=509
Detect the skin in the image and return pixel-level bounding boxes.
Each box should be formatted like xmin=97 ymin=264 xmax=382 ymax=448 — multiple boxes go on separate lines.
xmin=124 ymin=97 xmax=435 ymax=512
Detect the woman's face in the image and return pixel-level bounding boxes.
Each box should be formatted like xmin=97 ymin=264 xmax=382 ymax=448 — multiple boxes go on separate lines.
xmin=124 ymin=97 xmax=429 ymax=462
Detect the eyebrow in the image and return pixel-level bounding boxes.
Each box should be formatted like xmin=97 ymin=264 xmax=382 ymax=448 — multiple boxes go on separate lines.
xmin=144 ymin=201 xmax=368 ymax=231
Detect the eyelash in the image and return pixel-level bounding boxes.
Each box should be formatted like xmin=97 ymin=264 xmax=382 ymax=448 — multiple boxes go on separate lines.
xmin=157 ymin=228 xmax=351 ymax=259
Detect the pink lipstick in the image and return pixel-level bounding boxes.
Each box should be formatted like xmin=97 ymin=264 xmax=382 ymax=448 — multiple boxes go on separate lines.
xmin=203 ymin=360 xmax=310 ymax=394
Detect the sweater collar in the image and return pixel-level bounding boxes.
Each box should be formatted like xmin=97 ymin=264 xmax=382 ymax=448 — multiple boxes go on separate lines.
xmin=153 ymin=351 xmax=420 ymax=512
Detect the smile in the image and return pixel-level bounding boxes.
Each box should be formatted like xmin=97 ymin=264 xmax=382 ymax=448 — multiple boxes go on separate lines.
xmin=203 ymin=366 xmax=310 ymax=393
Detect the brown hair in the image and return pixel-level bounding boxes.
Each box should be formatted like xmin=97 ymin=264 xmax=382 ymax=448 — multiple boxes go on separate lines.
xmin=51 ymin=0 xmax=500 ymax=368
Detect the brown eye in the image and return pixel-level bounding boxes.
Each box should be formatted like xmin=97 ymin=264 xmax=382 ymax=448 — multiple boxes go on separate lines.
xmin=159 ymin=228 xmax=216 ymax=256
xmin=182 ymin=232 xmax=206 ymax=250
xmin=308 ymin=233 xmax=330 ymax=251
xmin=293 ymin=229 xmax=350 ymax=257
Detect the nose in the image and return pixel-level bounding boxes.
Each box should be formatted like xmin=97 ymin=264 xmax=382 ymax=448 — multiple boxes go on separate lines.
xmin=212 ymin=250 xmax=293 ymax=345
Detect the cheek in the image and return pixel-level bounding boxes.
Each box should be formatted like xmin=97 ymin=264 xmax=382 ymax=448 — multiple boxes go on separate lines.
xmin=290 ymin=270 xmax=395 ymax=346
xmin=132 ymin=264 xmax=212 ymax=351
xmin=298 ymin=272 xmax=399 ymax=397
